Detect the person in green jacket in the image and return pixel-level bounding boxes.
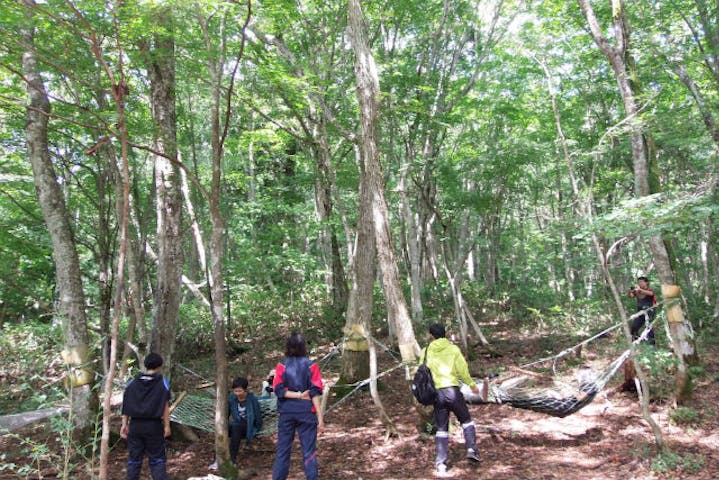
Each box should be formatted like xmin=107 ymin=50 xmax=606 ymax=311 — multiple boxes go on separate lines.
xmin=422 ymin=323 xmax=481 ymax=476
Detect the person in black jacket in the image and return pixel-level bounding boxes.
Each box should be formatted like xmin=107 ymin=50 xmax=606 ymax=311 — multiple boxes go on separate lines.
xmin=120 ymin=353 xmax=171 ymax=480
xmin=628 ymin=276 xmax=657 ymax=343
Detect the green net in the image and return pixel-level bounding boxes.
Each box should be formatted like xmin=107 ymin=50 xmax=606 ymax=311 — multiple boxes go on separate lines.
xmin=170 ymin=394 xmax=279 ymax=436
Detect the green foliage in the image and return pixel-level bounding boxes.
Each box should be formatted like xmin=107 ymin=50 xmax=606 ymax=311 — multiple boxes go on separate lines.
xmin=590 ymin=190 xmax=719 ymax=239
xmin=669 ymin=406 xmax=701 ymax=426
xmin=0 ymin=322 xmax=65 ymax=415
xmin=651 ymin=449 xmax=705 ymax=475
xmin=634 ymin=344 xmax=677 ymax=399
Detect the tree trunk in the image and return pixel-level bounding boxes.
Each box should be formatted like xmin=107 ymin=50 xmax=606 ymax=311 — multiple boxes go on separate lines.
xmin=340 ymin=148 xmax=374 ymax=384
xmin=147 ymin=11 xmax=183 ymax=380
xmin=347 ymin=0 xmax=419 ymax=363
xmin=313 ymin=125 xmax=349 ymax=320
xmin=21 ymin=0 xmax=97 ymax=439
xmin=592 ymin=234 xmax=664 ymax=450
xmin=578 ymin=0 xmax=697 ymax=402
xmin=399 ymin=160 xmax=424 ymax=324
xmin=99 ymin=63 xmax=132 ymax=480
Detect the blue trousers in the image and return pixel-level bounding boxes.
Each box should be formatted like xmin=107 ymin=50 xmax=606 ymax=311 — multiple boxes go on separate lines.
xmin=126 ymin=419 xmax=167 ymax=480
xmin=272 ymin=411 xmax=318 ymax=480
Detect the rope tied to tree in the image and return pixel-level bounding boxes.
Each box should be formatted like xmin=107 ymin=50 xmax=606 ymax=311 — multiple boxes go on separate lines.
xmin=519 ymin=299 xmax=668 ymax=373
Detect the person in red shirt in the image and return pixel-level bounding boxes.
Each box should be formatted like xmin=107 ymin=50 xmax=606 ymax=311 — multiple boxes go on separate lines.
xmin=271 ymin=332 xmax=324 ymax=480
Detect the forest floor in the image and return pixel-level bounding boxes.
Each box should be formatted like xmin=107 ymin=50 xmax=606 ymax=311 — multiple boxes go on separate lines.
xmin=2 ymin=317 xmax=719 ymax=480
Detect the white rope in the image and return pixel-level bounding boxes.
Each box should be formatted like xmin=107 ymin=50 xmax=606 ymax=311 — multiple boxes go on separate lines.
xmin=519 ymin=299 xmax=668 ymax=371
xmin=324 ymin=361 xmax=408 ymax=414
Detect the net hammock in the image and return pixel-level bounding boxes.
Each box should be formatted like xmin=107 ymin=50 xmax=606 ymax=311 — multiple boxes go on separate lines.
xmin=462 ymin=348 xmax=631 ymax=417
xmin=169 ymin=393 xmax=279 ymax=435
xmin=462 ymin=307 xmax=661 ymax=418
xmin=168 ymin=348 xmax=346 ymax=435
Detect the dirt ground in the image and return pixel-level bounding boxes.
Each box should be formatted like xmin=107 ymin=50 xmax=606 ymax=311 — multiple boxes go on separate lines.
xmin=2 ymin=328 xmax=719 ymax=480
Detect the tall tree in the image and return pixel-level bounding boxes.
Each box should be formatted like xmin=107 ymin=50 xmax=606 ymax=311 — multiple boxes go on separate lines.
xmin=195 ymin=1 xmax=252 ymax=469
xmin=146 ymin=9 xmax=183 ymax=378
xmin=20 ymin=0 xmax=96 ymax=438
xmin=577 ymin=0 xmax=697 ymax=401
xmin=347 ymin=0 xmax=399 ymax=433
xmin=347 ymin=0 xmax=420 ymax=363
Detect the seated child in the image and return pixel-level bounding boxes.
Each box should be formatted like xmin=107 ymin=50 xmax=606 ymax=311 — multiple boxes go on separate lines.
xmin=228 ymin=377 xmax=263 ymax=464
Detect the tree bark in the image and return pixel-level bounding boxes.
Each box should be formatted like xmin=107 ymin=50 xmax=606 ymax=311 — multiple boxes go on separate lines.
xmin=578 ymin=0 xmax=697 ymax=402
xmin=340 ymin=146 xmax=374 ymax=384
xmin=21 ymin=0 xmax=97 ymax=439
xmin=147 ymin=11 xmax=183 ymax=380
xmin=348 ymin=0 xmax=419 ymax=363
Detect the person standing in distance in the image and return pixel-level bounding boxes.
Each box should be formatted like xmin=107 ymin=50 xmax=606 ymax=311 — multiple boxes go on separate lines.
xmin=271 ymin=332 xmax=324 ymax=480
xmin=120 ymin=352 xmax=171 ymax=480
xmin=628 ymin=275 xmax=657 ymax=344
xmin=423 ymin=323 xmax=481 ymax=476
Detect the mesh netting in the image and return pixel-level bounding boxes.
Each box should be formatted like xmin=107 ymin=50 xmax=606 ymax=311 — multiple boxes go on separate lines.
xmin=491 ymin=381 xmax=600 ymax=418
xmin=169 ymin=394 xmax=279 ymax=436
xmin=463 ymin=349 xmax=631 ymax=417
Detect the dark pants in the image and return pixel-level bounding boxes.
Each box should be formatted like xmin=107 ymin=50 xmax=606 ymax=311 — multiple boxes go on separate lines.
xmin=230 ymin=422 xmax=248 ymax=463
xmin=434 ymin=386 xmax=477 ymax=467
xmin=631 ymin=309 xmax=656 ymax=345
xmin=272 ymin=411 xmax=318 ymax=480
xmin=126 ymin=419 xmax=167 ymax=480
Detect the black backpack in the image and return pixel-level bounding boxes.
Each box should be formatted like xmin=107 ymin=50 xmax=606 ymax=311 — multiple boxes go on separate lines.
xmin=412 ymin=349 xmax=437 ymax=405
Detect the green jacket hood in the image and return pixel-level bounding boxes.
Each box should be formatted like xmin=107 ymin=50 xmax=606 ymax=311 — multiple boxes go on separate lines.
xmin=427 ymin=337 xmax=452 ymax=354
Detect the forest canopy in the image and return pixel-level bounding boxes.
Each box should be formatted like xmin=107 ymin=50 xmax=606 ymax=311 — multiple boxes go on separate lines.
xmin=0 ymin=0 xmax=717 ymax=475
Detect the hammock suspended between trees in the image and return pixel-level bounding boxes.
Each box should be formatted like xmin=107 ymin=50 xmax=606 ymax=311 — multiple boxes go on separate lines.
xmin=462 ymin=309 xmax=660 ymax=418
xmin=169 ymin=393 xmax=279 ymax=436
xmin=461 ymin=348 xmax=631 ymax=418
xmin=169 ymin=348 xmax=342 ymax=435
xmin=170 ymin=309 xmax=660 ymax=430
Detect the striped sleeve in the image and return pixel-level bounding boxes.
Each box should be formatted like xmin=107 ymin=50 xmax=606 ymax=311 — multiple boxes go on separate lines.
xmin=308 ymin=362 xmax=323 ymax=397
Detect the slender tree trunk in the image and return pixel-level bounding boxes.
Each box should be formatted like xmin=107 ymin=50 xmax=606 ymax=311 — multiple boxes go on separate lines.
xmin=591 ymin=234 xmax=664 ymax=450
xmin=100 ymin=62 xmax=131 ymax=480
xmin=399 ymin=161 xmax=424 ymax=324
xmin=147 ymin=11 xmax=183 ymax=379
xmin=197 ymin=5 xmax=253 ymax=468
xmin=21 ymin=1 xmax=97 ymax=438
xmin=95 ymin=146 xmax=114 ymax=375
xmin=578 ymin=0 xmax=697 ymax=402
xmin=313 ymin=125 xmax=348 ymax=320
xmin=199 ymin=14 xmax=232 ymax=468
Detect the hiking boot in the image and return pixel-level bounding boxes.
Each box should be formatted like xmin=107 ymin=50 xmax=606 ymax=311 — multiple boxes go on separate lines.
xmin=434 ymin=463 xmax=450 ymax=477
xmin=466 ymin=448 xmax=481 ymax=462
